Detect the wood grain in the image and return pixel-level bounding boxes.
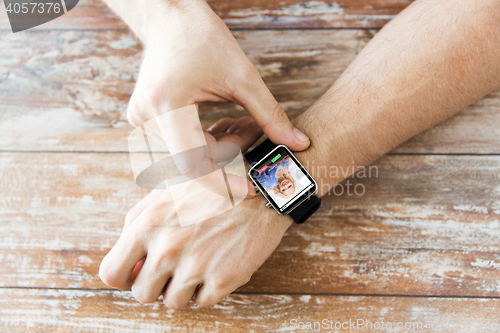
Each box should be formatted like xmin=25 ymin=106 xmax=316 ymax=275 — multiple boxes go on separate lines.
xmin=1 ymin=152 xmax=499 ymax=297
xmin=1 ymin=288 xmax=498 ymax=333
xmin=1 ymin=0 xmax=498 ymax=330
xmin=0 ymin=0 xmax=412 ymax=31
xmin=1 ymin=29 xmax=499 ymax=153
xmin=209 ymin=0 xmax=413 ymax=29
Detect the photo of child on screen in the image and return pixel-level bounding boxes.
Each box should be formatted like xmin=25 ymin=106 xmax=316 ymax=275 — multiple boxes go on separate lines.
xmin=255 ymin=155 xmax=296 ymax=198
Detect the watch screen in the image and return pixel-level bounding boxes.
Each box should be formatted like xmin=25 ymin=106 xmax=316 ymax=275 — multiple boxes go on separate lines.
xmin=249 ymin=146 xmax=317 ymax=214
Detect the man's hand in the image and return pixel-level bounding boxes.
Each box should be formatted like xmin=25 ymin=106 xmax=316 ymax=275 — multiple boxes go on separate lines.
xmin=99 ymin=117 xmax=293 ymax=309
xmin=99 ymin=188 xmax=292 ymax=309
xmin=108 ymin=0 xmax=310 ymax=151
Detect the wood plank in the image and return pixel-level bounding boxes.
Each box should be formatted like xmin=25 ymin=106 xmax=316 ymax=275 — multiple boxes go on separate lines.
xmin=0 ymin=288 xmax=498 ymax=332
xmin=1 ymin=29 xmax=499 ymax=153
xmin=1 ymin=153 xmax=499 ymax=296
xmin=209 ymin=0 xmax=413 ymax=29
xmin=0 ymin=0 xmax=412 ymax=31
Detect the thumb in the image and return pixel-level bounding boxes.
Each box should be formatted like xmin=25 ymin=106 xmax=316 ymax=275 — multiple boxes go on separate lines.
xmin=232 ymin=73 xmax=310 ymax=151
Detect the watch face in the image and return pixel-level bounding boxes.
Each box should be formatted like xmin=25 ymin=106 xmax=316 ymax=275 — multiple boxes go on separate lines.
xmin=248 ymin=145 xmax=317 ymax=215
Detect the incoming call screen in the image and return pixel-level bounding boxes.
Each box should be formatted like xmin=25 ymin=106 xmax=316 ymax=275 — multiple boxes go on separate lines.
xmin=249 ymin=146 xmax=317 ymax=214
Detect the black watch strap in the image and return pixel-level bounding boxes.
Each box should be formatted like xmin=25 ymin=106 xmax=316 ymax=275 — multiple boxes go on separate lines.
xmin=288 ymin=194 xmax=321 ymax=224
xmin=244 ymin=139 xmax=321 ymax=224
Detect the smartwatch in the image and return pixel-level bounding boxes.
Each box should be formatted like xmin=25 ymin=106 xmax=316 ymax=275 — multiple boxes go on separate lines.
xmin=245 ymin=139 xmax=321 ymax=224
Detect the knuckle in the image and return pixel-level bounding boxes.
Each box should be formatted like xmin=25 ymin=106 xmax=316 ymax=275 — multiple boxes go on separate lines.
xmin=142 ymin=83 xmax=165 ymax=112
xmin=126 ymin=229 xmax=146 ymax=252
xmin=134 ymin=207 xmax=166 ymax=239
xmin=195 ymin=293 xmax=215 ymax=308
xmin=195 ymin=286 xmax=225 ymax=308
xmin=132 ymin=286 xmax=156 ymax=304
xmin=98 ymin=261 xmax=114 ymax=286
xmin=181 ymin=258 xmax=206 ymax=281
xmin=212 ymin=273 xmax=238 ymax=291
xmin=143 ymin=73 xmax=194 ymax=113
xmin=124 ymin=210 xmax=135 ymax=228
xmin=126 ymin=109 xmax=142 ymax=129
xmin=126 ymin=82 xmax=167 ymax=128
xmin=126 ymin=96 xmax=145 ymax=128
xmin=99 ymin=260 xmax=127 ymax=290
xmin=164 ymin=297 xmax=185 ymax=310
xmin=143 ymin=206 xmax=162 ymax=224
xmin=196 ymin=299 xmax=212 ymax=308
xmin=150 ymin=250 xmax=178 ymax=276
xmin=270 ymin=102 xmax=288 ymax=124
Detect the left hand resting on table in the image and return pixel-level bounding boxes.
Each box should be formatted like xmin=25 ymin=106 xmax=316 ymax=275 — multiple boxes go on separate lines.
xmin=99 ymin=117 xmax=294 ymax=309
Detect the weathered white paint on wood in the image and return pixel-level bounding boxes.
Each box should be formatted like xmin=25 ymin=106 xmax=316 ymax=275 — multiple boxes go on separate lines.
xmin=0 ymin=288 xmax=498 ymax=333
xmin=1 ymin=30 xmax=498 ymax=153
xmin=1 ymin=153 xmax=499 ymax=296
xmin=0 ymin=0 xmax=412 ymax=30
xmin=1 ymin=0 xmax=499 ymax=330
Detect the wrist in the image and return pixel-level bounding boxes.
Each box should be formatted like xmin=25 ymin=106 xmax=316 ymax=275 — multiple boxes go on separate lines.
xmin=141 ymin=0 xmax=212 ymax=45
xmin=246 ymin=193 xmax=294 ymax=232
xmin=293 ymin=92 xmax=398 ymax=197
xmin=292 ymin=105 xmax=360 ymax=197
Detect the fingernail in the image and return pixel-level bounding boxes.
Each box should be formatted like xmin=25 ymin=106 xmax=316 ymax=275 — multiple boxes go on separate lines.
xmin=247 ymin=183 xmax=257 ymax=197
xmin=293 ymin=127 xmax=309 ymax=142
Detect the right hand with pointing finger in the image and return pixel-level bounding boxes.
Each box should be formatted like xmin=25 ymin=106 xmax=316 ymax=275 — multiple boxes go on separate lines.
xmin=126 ymin=0 xmax=310 ymax=153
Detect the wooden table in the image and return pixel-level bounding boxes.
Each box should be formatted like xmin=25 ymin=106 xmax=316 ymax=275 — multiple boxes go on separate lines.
xmin=1 ymin=0 xmax=499 ymax=331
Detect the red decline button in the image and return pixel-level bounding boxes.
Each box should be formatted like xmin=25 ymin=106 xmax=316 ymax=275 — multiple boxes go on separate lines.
xmin=258 ymin=165 xmax=268 ymax=174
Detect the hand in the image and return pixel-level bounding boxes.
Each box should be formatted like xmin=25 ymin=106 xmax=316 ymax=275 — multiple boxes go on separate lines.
xmin=133 ymin=107 xmax=263 ymax=199
xmin=126 ymin=0 xmax=310 ymax=152
xmin=99 ymin=117 xmax=294 ymax=309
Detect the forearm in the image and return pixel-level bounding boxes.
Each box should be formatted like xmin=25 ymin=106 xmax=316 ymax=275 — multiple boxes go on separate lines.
xmin=295 ymin=0 xmax=500 ymax=196
xmin=102 ymin=0 xmax=209 ymax=44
